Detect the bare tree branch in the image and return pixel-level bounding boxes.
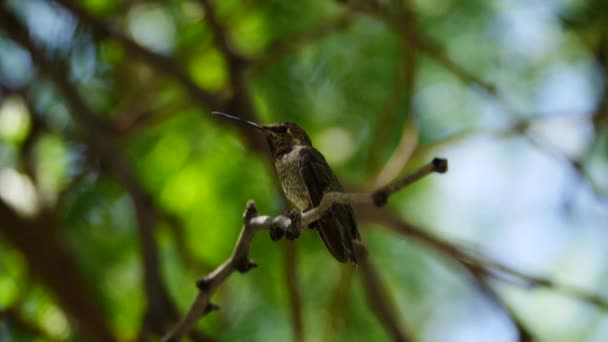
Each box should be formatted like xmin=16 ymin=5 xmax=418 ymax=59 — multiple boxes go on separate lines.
xmin=371 ymin=119 xmax=419 ymax=188
xmin=162 ymin=158 xmax=447 ymax=341
xmin=470 ymin=275 xmax=535 ymax=342
xmin=162 ymin=201 xmax=262 ymax=342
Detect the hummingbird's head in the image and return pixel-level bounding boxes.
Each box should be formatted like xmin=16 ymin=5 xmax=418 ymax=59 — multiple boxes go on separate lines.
xmin=261 ymin=122 xmax=312 ymax=154
xmin=212 ymin=112 xmax=312 ymax=156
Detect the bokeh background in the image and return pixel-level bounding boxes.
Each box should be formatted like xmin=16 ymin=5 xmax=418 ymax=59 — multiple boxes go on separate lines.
xmin=1 ymin=0 xmax=607 ymax=341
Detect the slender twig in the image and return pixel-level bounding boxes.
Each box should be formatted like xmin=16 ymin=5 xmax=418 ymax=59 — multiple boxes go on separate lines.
xmin=371 ymin=119 xmax=419 ymax=188
xmin=357 ymin=207 xmax=608 ymax=311
xmin=470 ymin=274 xmax=534 ymax=342
xmin=354 ymin=242 xmax=411 ymax=341
xmin=523 ymin=132 xmax=607 ymax=198
xmin=53 ymin=0 xmax=221 ymax=109
xmin=367 ymin=18 xmax=419 ymax=185
xmin=345 ymin=1 xmax=495 ymax=94
xmin=193 ymin=0 xmax=271 ymax=155
xmin=392 ymin=12 xmax=496 ymax=94
xmin=163 ymin=158 xmax=447 ymax=341
xmin=299 ymin=158 xmax=446 ymax=226
xmin=284 ymin=242 xmax=304 ymax=342
xmin=162 ymin=201 xmax=265 ymax=342
xmin=480 ymin=257 xmax=608 ymax=309
xmin=321 ymin=267 xmax=354 ymax=342
xmin=196 ymin=0 xmax=245 ymax=74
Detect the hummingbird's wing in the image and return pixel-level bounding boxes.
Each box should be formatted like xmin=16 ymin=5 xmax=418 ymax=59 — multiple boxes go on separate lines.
xmin=299 ymin=147 xmax=360 ymax=264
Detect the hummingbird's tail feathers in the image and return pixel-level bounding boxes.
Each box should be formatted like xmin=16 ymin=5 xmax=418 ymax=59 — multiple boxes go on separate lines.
xmin=315 ymin=207 xmax=359 ymax=265
xmin=314 ymin=217 xmax=350 ymax=263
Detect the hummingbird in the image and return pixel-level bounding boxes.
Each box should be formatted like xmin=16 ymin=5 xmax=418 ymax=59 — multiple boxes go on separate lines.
xmin=213 ymin=111 xmax=361 ymax=264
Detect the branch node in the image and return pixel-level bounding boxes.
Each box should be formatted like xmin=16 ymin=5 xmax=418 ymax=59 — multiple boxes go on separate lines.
xmin=235 ymin=259 xmax=258 ymax=273
xmin=432 ymin=158 xmax=448 ymax=173
xmin=534 ymin=278 xmax=553 ymax=288
xmin=195 ymin=277 xmax=212 ymax=291
xmin=204 ymin=302 xmax=220 ymax=315
xmin=372 ymin=190 xmax=389 ymax=207
xmin=244 ymin=200 xmax=258 ymax=222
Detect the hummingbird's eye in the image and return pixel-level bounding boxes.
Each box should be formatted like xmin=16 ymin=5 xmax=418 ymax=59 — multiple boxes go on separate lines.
xmin=276 ymin=126 xmax=288 ymax=133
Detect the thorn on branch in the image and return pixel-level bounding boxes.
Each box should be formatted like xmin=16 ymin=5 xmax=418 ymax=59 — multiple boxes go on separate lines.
xmin=235 ymin=259 xmax=258 ymax=273
xmin=203 ymin=303 xmax=220 ymax=315
xmin=285 ymin=229 xmax=300 ymax=240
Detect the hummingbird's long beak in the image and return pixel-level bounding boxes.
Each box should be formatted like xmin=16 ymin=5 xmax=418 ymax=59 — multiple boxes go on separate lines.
xmin=212 ymin=111 xmax=266 ymax=131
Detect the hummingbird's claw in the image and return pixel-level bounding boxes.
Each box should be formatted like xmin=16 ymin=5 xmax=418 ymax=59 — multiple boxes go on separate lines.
xmin=204 ymin=302 xmax=220 ymax=314
xmin=284 ymin=209 xmax=301 ymax=240
xmin=235 ymin=259 xmax=258 ymax=273
xmin=269 ymin=224 xmax=284 ymax=241
xmin=285 ymin=228 xmax=300 ymax=240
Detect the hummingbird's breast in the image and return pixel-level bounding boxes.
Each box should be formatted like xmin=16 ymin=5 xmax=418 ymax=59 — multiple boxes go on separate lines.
xmin=274 ymin=145 xmax=311 ymax=211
